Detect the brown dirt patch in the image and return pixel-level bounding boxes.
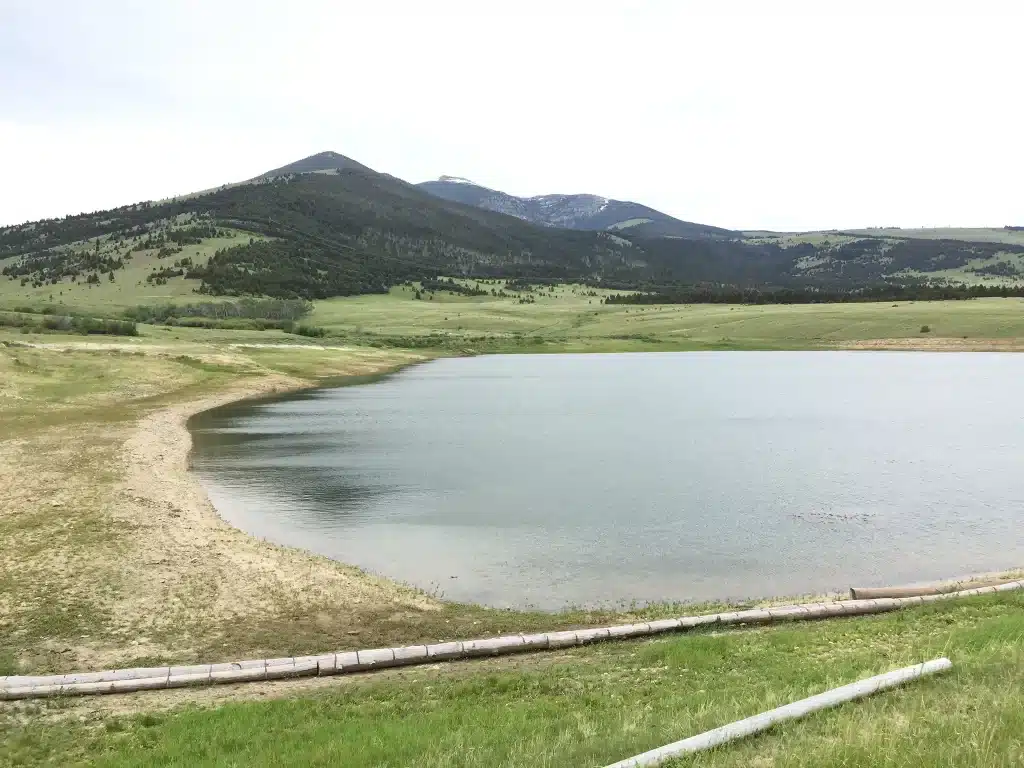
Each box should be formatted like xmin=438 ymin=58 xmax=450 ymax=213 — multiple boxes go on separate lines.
xmin=839 ymin=337 xmax=1024 ymax=352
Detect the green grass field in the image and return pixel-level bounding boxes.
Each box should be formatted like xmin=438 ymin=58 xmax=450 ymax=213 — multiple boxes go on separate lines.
xmin=742 ymin=228 xmax=1024 ymax=247
xmin=4 ymin=593 xmax=1024 ymax=767
xmin=310 ymin=286 xmax=1024 ymax=351
xmin=842 ymin=227 xmax=1024 ymax=246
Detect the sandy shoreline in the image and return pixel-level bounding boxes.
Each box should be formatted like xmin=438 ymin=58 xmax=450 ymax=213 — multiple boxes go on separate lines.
xmin=113 ymin=368 xmax=442 ymax=652
xmin=0 ymin=341 xmax=448 ymax=677
xmin=838 ymin=337 xmax=1024 ymax=351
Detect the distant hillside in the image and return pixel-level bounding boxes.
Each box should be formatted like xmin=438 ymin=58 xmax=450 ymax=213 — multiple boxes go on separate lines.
xmin=417 ymin=177 xmax=736 ymax=240
xmin=0 ymin=161 xmax=643 ymax=300
xmin=840 ymin=227 xmax=1024 ymax=247
xmin=3 ymin=152 xmax=1023 ymax=304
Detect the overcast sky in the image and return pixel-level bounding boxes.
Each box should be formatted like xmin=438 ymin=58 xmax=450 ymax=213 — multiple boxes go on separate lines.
xmin=2 ymin=0 xmax=1021 ymax=230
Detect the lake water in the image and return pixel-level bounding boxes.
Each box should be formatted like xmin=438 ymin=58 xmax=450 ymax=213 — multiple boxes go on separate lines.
xmin=189 ymin=352 xmax=1024 ymax=609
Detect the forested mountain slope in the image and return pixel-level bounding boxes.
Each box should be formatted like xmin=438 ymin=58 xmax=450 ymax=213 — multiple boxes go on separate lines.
xmin=2 ymin=152 xmax=1022 ymax=302
xmin=0 ymin=166 xmax=641 ymax=298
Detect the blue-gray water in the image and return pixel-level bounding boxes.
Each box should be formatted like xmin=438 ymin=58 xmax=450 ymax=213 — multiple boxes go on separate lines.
xmin=189 ymin=352 xmax=1024 ymax=609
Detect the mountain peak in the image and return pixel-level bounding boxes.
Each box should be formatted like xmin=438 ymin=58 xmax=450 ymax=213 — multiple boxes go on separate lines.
xmin=417 ymin=178 xmax=735 ymax=239
xmin=255 ymin=151 xmax=375 ymax=180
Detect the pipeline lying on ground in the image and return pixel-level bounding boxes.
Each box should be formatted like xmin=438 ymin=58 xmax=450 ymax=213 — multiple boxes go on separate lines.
xmin=602 ymin=658 xmax=953 ymax=767
xmin=0 ymin=579 xmax=1018 ymax=701
xmin=849 ymin=576 xmax=1018 ymax=600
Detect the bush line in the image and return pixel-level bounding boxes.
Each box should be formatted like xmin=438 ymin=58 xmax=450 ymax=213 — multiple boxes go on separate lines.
xmin=0 ymin=311 xmax=137 ymax=336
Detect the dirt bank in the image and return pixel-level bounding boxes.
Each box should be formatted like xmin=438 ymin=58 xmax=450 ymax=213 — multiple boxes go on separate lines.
xmin=0 ymin=341 xmax=441 ymax=675
xmin=115 ymin=373 xmax=440 ymax=648
xmin=839 ymin=337 xmax=1024 ymax=351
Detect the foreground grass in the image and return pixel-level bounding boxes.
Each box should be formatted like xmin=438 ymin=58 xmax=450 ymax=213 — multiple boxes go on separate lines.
xmin=4 ymin=593 xmax=1023 ymax=767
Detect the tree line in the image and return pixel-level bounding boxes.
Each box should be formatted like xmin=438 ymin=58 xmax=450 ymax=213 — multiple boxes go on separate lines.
xmin=604 ymin=283 xmax=1024 ymax=305
xmin=119 ymin=298 xmax=310 ymax=331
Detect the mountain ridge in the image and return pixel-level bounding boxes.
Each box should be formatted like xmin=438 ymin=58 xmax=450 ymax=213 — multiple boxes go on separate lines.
xmin=417 ymin=176 xmax=736 ymax=240
xmin=3 ymin=150 xmax=1023 ymax=304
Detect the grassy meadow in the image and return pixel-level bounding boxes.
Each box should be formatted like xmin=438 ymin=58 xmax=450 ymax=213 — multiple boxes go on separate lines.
xmin=0 ymin=226 xmax=263 ymax=313
xmin=742 ymin=227 xmax=1024 ymax=247
xmin=842 ymin=227 xmax=1024 ymax=246
xmin=4 ymin=269 xmax=1024 ymax=353
xmin=309 ymin=284 xmax=1024 ymax=351
xmin=4 ymin=592 xmax=1024 ymax=767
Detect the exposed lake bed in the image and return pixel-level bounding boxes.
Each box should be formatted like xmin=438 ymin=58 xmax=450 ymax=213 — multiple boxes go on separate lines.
xmin=189 ymin=351 xmax=1024 ymax=609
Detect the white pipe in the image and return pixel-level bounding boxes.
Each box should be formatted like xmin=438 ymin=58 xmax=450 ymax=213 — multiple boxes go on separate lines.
xmin=603 ymin=658 xmax=952 ymax=768
xmin=850 ymin=577 xmax=1017 ymax=600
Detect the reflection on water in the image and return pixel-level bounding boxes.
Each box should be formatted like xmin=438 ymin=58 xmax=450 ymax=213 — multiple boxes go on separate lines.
xmin=189 ymin=352 xmax=1024 ymax=609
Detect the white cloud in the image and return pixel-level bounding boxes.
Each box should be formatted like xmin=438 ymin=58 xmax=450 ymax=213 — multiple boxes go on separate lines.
xmin=1 ymin=0 xmax=1021 ymax=229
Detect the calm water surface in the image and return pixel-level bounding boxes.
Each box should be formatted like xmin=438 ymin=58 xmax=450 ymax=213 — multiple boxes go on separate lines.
xmin=189 ymin=352 xmax=1024 ymax=609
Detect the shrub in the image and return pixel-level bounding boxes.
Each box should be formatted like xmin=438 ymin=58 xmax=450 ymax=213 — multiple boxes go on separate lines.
xmin=159 ymin=316 xmax=293 ymax=331
xmin=123 ymin=298 xmax=312 ymax=324
xmin=0 ymin=311 xmax=137 ymax=336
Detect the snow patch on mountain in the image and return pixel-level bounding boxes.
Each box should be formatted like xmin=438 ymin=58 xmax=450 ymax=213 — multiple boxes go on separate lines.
xmin=437 ymin=175 xmax=479 ymax=185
